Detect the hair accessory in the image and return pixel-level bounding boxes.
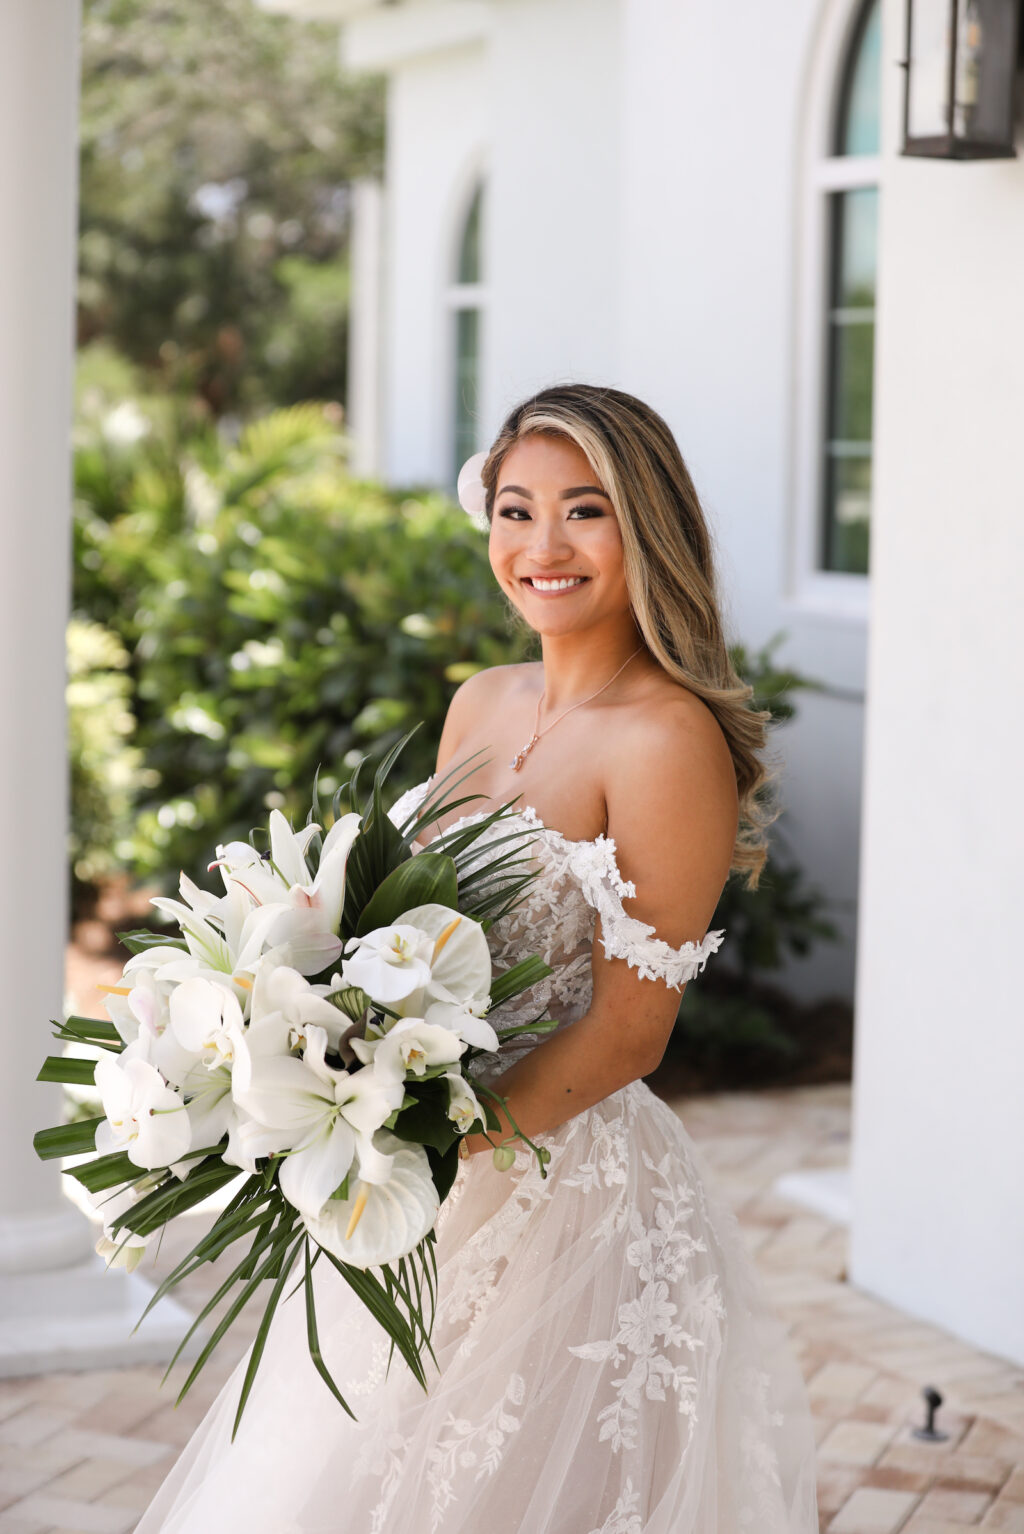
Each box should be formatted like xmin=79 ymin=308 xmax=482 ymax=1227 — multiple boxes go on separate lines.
xmin=456 ymin=451 xmax=489 ymax=530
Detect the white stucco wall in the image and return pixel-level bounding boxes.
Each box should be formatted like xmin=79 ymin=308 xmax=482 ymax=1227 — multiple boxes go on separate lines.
xmin=849 ymin=0 xmax=1024 ymax=1365
xmin=346 ymin=0 xmax=879 ymax=1003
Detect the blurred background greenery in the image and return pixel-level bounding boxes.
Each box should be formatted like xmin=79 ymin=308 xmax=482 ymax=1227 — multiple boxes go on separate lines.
xmin=69 ymin=0 xmax=849 ymax=1091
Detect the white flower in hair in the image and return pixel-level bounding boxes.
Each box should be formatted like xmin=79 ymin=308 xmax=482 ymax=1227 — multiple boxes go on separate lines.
xmin=456 ymin=450 xmax=489 ymax=530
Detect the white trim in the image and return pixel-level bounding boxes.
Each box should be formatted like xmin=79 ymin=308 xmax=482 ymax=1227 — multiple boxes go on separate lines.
xmin=787 ymin=0 xmax=880 ymax=623
xmin=342 ymin=2 xmax=492 ymax=72
xmin=442 ymin=167 xmax=489 ymax=484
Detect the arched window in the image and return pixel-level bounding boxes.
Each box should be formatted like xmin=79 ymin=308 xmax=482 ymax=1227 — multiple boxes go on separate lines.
xmin=820 ymin=0 xmax=881 ymax=576
xmin=448 ymin=180 xmax=485 ymax=485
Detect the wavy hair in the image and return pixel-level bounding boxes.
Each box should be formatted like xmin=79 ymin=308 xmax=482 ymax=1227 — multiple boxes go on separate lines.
xmin=478 ymin=383 xmax=777 ymax=888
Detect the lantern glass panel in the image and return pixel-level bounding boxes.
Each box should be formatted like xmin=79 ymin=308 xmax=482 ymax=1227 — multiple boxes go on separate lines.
xmin=953 ymin=0 xmax=1017 ymax=144
xmin=907 ymin=0 xmax=953 ymax=138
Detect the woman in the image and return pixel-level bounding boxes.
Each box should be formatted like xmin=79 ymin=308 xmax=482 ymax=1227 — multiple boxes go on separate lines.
xmin=138 ymin=384 xmax=820 ymax=1532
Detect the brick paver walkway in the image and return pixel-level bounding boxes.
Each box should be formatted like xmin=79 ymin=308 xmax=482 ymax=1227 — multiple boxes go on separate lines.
xmin=2 ymin=1083 xmax=1022 ymax=1533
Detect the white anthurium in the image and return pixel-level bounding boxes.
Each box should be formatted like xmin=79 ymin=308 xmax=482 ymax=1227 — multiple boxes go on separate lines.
xmin=94 ymin=1054 xmax=191 ymax=1170
xmin=340 ymin=924 xmax=434 ymax=1006
xmin=304 ymin=1130 xmax=439 ymax=1270
xmin=233 ymin=1024 xmax=404 ymax=1221
xmin=212 ymin=810 xmax=361 ymax=936
xmin=443 ymin=1070 xmax=484 ymax=1134
xmin=388 ymin=903 xmax=493 ymax=1018
xmin=350 ymin=1016 xmax=466 ymax=1083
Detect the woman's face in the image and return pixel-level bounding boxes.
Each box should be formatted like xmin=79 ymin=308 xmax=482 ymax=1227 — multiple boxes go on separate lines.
xmin=488 ymin=434 xmax=630 ymax=638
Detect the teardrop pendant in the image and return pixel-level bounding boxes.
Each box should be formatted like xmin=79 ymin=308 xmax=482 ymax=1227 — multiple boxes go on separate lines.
xmin=509 ymin=734 xmax=539 ymax=772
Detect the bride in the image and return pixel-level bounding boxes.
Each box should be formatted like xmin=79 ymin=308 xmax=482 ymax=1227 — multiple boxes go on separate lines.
xmin=136 ymin=383 xmax=820 ymax=1532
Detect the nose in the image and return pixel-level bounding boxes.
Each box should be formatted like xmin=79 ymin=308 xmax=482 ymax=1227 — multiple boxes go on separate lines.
xmin=527 ymin=514 xmax=573 ymax=564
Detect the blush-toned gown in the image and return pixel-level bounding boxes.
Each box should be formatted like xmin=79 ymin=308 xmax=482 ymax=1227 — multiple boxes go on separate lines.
xmin=136 ymin=781 xmax=820 ymax=1533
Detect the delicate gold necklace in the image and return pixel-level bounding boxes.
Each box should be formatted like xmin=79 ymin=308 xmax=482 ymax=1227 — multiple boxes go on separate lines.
xmin=509 ymin=646 xmax=644 ymax=772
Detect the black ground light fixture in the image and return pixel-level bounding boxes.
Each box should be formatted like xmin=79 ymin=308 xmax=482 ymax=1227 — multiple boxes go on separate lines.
xmin=901 ymin=0 xmax=1022 ymax=158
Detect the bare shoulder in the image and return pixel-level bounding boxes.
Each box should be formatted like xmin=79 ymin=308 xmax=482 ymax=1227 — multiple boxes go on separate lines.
xmin=601 ymin=674 xmax=738 ymax=942
xmin=608 ymin=674 xmax=738 ymax=817
xmin=435 ymin=661 xmax=538 ymax=773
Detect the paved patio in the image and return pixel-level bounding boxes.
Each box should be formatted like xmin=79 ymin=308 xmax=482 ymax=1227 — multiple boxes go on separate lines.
xmin=1 ymin=1082 xmax=1022 ymax=1534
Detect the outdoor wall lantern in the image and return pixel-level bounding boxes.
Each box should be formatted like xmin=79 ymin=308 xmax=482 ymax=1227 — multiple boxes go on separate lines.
xmin=901 ymin=0 xmax=1022 ymax=158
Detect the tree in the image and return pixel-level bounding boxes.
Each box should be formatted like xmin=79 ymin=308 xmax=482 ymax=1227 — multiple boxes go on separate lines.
xmin=78 ymin=0 xmax=385 ymax=415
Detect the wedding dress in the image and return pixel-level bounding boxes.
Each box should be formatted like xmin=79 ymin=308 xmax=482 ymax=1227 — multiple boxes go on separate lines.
xmin=136 ymin=780 xmax=820 ymax=1533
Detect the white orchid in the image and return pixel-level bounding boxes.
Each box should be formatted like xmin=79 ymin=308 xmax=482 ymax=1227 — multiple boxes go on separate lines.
xmin=233 ymin=1023 xmax=404 ymax=1220
xmin=350 ymin=1016 xmax=467 ymax=1082
xmin=94 ymin=1055 xmax=191 ymax=1170
xmin=304 ymin=1131 xmax=439 ymax=1270
xmin=340 ymin=924 xmax=434 ymax=1005
xmin=443 ymin=1070 xmax=485 ymax=1135
xmin=423 ymin=995 xmax=499 ymax=1053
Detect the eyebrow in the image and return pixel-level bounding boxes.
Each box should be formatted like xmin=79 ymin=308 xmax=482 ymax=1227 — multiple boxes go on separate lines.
xmin=495 ymin=483 xmax=611 ymax=500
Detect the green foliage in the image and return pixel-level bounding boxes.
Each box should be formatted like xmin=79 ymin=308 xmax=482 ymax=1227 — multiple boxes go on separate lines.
xmin=67 ymin=618 xmax=144 ymax=910
xmin=78 ymin=0 xmax=384 ymax=414
xmin=72 ymin=392 xmax=529 ymax=890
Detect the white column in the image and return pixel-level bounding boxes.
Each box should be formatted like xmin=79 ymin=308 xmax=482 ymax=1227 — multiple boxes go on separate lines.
xmin=0 ymin=1 xmax=192 ymax=1372
xmin=0 ymin=0 xmax=92 ymax=1272
xmin=849 ymin=0 xmax=1024 ymax=1367
xmin=347 ymin=177 xmax=385 ymax=478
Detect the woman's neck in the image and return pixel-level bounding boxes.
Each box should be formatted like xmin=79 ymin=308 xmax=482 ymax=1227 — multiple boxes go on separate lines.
xmin=537 ymin=619 xmax=647 ymax=712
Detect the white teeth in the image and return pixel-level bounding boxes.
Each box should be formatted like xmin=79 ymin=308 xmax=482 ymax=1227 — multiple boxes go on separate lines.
xmin=528 ymin=576 xmax=585 ymax=592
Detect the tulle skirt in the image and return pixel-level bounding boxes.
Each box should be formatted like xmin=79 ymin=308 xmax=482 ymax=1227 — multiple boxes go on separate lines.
xmin=136 ymin=1080 xmax=819 ymax=1533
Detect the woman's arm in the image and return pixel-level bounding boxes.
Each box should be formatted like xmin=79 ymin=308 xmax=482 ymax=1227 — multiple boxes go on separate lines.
xmin=461 ymin=698 xmax=739 ymax=1155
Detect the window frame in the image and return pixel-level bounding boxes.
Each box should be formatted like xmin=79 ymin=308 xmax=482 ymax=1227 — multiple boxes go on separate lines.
xmin=444 ymin=176 xmax=488 ymax=490
xmin=788 ymin=0 xmax=882 ymax=622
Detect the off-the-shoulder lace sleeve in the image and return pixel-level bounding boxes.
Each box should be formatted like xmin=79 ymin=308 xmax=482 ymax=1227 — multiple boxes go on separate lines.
xmin=563 ymin=835 xmax=725 ymax=991
xmin=386 ymin=779 xmax=433 ymax=832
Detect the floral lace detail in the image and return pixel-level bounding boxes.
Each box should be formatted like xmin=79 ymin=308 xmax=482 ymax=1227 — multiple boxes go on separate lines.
xmin=387 ymin=779 xmax=725 ymax=1069
xmin=426 ymin=1373 xmax=526 ymax=1532
xmin=587 ymin=1477 xmax=643 ymax=1534
xmin=567 ymin=1146 xmax=725 ymax=1454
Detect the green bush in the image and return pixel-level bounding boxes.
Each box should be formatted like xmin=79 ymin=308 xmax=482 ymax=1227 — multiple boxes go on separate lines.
xmin=67 ymin=618 xmax=144 ymax=913
xmin=73 ymin=393 xmax=529 ymax=887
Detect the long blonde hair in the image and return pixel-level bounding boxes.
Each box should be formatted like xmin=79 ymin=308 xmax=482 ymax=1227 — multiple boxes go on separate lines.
xmin=479 ymin=383 xmax=777 ymax=888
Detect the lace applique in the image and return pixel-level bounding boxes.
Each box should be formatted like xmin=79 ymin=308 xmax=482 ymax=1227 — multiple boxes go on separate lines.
xmin=587 ymin=1477 xmax=643 ymax=1534
xmin=567 ymin=1145 xmax=725 ymax=1454
xmin=426 ymin=1373 xmax=526 ymax=1532
xmin=387 ymin=779 xmax=725 ymax=999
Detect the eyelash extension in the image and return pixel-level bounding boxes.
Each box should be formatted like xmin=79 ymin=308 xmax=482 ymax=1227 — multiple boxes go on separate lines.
xmin=498 ymin=505 xmax=605 ymax=520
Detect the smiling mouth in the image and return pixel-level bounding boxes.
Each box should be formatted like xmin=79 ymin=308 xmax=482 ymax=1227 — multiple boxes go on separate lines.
xmin=520 ymin=576 xmax=590 ymax=593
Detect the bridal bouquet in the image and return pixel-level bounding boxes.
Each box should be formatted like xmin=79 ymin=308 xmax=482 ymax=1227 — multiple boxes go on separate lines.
xmin=34 ymin=736 xmax=553 ymax=1434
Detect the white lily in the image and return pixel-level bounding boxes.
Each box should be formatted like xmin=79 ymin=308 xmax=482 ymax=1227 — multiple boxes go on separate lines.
xmin=444 ymin=1070 xmax=485 ymax=1134
xmin=304 ymin=1130 xmax=439 ymax=1270
xmin=94 ymin=1055 xmax=191 ymax=1170
xmin=230 ymin=962 xmax=349 ymax=1099
xmin=91 ymin=1179 xmax=157 ymax=1272
xmin=350 ymin=1016 xmax=466 ymax=1082
xmin=212 ymin=810 xmax=361 ymax=935
xmin=340 ymin=923 xmax=434 ymax=1005
xmin=233 ymin=1024 xmax=404 ymax=1220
